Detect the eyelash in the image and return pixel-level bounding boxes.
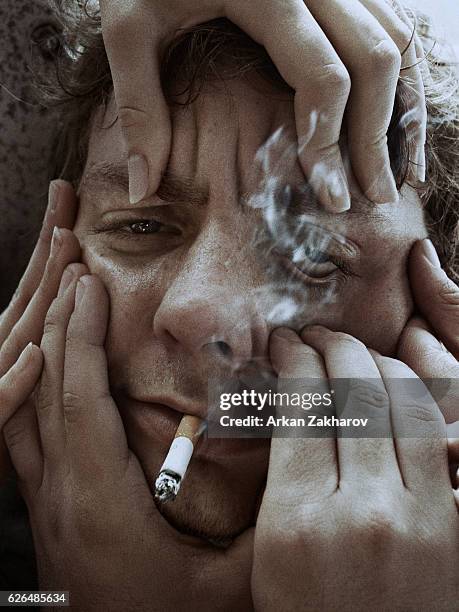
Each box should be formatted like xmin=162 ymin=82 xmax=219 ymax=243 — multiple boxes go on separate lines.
xmin=93 ymin=218 xmax=178 ymax=238
xmin=276 ymin=249 xmax=352 ymax=287
xmin=94 ymin=218 xmax=354 ymax=289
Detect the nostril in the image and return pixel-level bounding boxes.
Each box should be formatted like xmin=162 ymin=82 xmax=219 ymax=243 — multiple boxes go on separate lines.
xmin=215 ymin=341 xmax=232 ymax=358
xmin=204 ymin=341 xmax=233 ymax=361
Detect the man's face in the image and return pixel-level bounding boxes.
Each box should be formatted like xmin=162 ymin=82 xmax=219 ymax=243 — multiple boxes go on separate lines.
xmin=74 ymin=75 xmax=427 ymax=543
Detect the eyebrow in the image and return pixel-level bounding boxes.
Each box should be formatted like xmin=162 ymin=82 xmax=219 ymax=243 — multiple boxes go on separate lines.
xmin=82 ymin=160 xmax=388 ymax=220
xmin=81 ymin=161 xmax=209 ymax=207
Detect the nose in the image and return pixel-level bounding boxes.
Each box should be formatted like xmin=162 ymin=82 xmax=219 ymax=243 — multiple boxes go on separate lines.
xmin=153 ymin=235 xmax=267 ymax=367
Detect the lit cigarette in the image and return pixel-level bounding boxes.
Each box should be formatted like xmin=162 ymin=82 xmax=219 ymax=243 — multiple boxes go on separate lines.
xmin=154 ymin=415 xmax=204 ymax=503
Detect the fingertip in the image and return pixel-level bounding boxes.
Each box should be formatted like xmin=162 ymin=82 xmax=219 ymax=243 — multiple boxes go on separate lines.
xmin=300 ymin=324 xmax=327 ymax=340
xmin=44 ymin=180 xmax=78 ymax=233
xmin=356 ymin=150 xmax=399 ymax=204
xmin=271 ymin=328 xmax=302 ymax=343
xmin=72 ymin=275 xmax=110 ymax=344
xmin=403 ymin=316 xmax=431 ymax=332
xmin=305 ymin=153 xmax=350 ymax=213
xmin=327 ymin=166 xmax=351 ymax=213
xmin=122 ymin=99 xmax=171 ymax=204
xmin=20 ymin=342 xmax=43 ymax=366
xmin=417 ymin=239 xmax=442 ymax=269
xmin=128 ymin=154 xmax=149 ymax=204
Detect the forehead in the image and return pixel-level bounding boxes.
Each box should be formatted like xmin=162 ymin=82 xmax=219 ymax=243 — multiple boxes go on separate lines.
xmin=82 ymin=77 xmax=427 ymax=247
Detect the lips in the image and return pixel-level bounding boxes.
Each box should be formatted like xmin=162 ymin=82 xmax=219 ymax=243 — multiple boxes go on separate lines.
xmin=130 ymin=393 xmax=208 ymax=420
xmin=115 ymin=392 xmax=269 ymax=461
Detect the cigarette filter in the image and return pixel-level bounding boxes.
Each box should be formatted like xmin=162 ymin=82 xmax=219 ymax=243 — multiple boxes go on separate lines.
xmin=154 ymin=415 xmax=203 ymax=503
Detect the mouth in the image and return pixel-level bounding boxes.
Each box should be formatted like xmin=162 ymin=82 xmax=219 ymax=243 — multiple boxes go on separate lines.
xmin=115 ymin=392 xmax=269 ymax=461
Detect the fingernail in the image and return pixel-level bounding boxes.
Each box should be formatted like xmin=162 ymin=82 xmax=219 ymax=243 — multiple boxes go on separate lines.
xmin=50 ymin=227 xmax=63 ymax=257
xmin=75 ymin=275 xmax=91 ymax=308
xmin=22 ymin=342 xmax=34 ymax=356
xmin=48 ymin=180 xmax=61 ymax=215
xmin=58 ymin=266 xmax=75 ymax=297
xmin=18 ymin=342 xmax=37 ymax=368
xmin=370 ymin=170 xmax=399 ymax=204
xmin=128 ymin=154 xmax=149 ymax=204
xmin=416 ymin=149 xmax=426 ymax=183
xmin=329 ymin=169 xmax=350 ymax=213
xmin=421 ymin=239 xmax=441 ymax=268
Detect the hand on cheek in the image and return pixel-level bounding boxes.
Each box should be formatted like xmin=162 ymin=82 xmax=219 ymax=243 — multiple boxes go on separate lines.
xmin=4 ymin=268 xmax=253 ymax=609
xmin=252 ymin=326 xmax=458 ymax=611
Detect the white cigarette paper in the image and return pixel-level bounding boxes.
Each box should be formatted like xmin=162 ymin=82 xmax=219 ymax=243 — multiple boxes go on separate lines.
xmin=154 ymin=415 xmax=204 ymax=503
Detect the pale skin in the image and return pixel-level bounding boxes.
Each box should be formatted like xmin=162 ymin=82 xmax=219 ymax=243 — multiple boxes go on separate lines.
xmin=0 ymin=72 xmax=457 ymax=610
xmin=99 ymin=0 xmax=427 ymax=210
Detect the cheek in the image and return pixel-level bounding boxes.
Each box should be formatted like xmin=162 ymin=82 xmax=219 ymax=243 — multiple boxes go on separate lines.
xmin=339 ymin=271 xmax=413 ymax=356
xmin=300 ymin=267 xmax=413 ymax=356
xmin=79 ymin=243 xmax=166 ymax=359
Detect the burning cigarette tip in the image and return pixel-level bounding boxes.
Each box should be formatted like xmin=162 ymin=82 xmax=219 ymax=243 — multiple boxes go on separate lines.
xmin=154 ymin=471 xmax=181 ymax=503
xmin=154 ymin=415 xmax=204 ymax=503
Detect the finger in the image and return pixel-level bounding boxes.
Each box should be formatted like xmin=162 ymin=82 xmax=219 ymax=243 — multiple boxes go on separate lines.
xmin=0 ymin=343 xmax=43 ymax=429
xmin=397 ymin=316 xmax=459 ymax=424
xmin=0 ymin=229 xmax=81 ymax=378
xmin=63 ymin=275 xmax=129 ymax=483
xmin=447 ymin=421 xmax=459 ymax=464
xmin=0 ymin=181 xmax=78 ymax=345
xmin=0 ymin=344 xmax=43 ymax=488
xmin=301 ymin=326 xmax=400 ymax=486
xmin=268 ymin=328 xmax=338 ymax=500
xmin=99 ymin=3 xmax=171 ymax=203
xmin=3 ymin=402 xmax=42 ymax=497
xmin=408 ymin=240 xmax=459 ymax=359
xmin=373 ymin=354 xmax=450 ymax=493
xmin=224 ymin=1 xmax=352 ymax=212
xmin=303 ymin=0 xmax=401 ymax=204
xmin=37 ymin=264 xmax=88 ymax=471
xmin=360 ymin=0 xmax=427 ymax=182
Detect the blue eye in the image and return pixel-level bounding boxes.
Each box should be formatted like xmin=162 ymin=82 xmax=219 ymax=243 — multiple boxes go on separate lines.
xmin=129 ymin=220 xmax=163 ymax=234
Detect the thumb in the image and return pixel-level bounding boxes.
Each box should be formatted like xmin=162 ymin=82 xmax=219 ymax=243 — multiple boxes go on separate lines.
xmin=409 ymin=239 xmax=459 ymax=359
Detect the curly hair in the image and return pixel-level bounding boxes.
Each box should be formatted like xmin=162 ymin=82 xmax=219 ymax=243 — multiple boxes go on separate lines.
xmin=37 ymin=1 xmax=459 ymax=279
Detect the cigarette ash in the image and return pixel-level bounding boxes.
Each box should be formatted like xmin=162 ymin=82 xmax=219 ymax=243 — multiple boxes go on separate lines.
xmin=155 ymin=471 xmax=181 ymax=503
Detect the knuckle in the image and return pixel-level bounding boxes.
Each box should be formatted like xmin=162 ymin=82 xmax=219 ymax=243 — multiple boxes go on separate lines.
xmin=117 ymin=106 xmax=150 ymax=131
xmin=36 ymin=383 xmax=55 ymax=416
xmin=343 ymin=381 xmax=389 ymax=420
xmin=42 ymin=307 xmax=61 ymax=338
xmin=317 ymin=63 xmax=351 ymax=96
xmin=347 ymin=380 xmax=388 ymax=407
xmin=359 ymin=506 xmax=401 ymax=541
xmin=333 ymin=332 xmax=366 ymax=352
xmin=370 ymin=40 xmax=401 ymax=74
xmin=62 ymin=391 xmax=83 ymax=423
xmin=3 ymin=420 xmax=27 ymax=450
xmin=402 ymin=400 xmax=440 ymax=423
xmin=393 ymin=22 xmax=413 ymax=51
